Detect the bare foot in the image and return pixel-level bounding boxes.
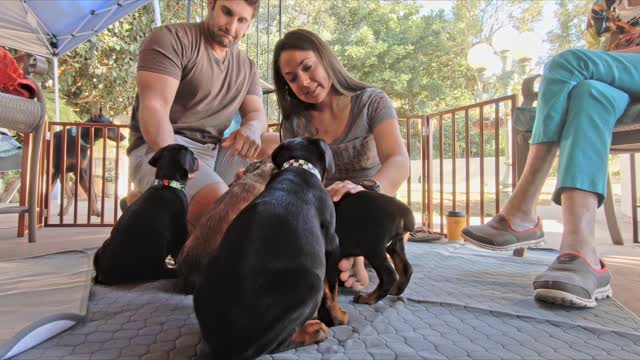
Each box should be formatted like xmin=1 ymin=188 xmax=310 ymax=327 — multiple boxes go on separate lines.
xmin=338 ymin=256 xmax=369 ymax=290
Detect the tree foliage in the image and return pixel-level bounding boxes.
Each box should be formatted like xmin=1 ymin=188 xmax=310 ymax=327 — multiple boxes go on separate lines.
xmin=50 ymin=0 xmax=570 ymax=161
xmin=57 ymin=1 xmax=192 ymax=119
xmin=545 ymin=0 xmax=593 ymax=54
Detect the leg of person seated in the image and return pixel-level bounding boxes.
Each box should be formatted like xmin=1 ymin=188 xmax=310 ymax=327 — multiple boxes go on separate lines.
xmin=558 ymin=189 xmax=599 ymax=267
xmin=500 ymin=142 xmax=557 ymax=230
xmin=187 ymin=183 xmax=228 ymax=232
xmin=461 ymin=141 xmax=555 ymax=250
xmin=124 ymin=191 xmax=142 ymax=207
xmin=124 ymin=144 xmax=157 ymax=210
xmin=532 ymin=80 xmax=628 ymax=307
xmin=552 ymin=80 xmax=629 ymax=263
xmin=462 ymin=49 xmax=640 ymax=250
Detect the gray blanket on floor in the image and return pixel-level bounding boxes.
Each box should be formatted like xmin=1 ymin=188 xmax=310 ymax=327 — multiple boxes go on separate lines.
xmin=12 ymin=244 xmax=640 ymax=360
xmin=0 ymin=251 xmax=92 ymax=360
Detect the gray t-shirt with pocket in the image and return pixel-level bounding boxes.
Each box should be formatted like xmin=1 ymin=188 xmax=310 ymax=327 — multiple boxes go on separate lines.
xmin=282 ymin=88 xmax=398 ymax=185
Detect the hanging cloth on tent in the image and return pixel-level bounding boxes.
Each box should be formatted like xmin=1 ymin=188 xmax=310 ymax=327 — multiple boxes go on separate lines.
xmin=0 ymin=48 xmax=37 ymax=99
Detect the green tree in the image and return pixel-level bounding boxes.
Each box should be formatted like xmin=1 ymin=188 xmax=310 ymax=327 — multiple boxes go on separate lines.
xmin=57 ymin=1 xmax=191 ymax=118
xmin=546 ymin=0 xmax=593 ymax=54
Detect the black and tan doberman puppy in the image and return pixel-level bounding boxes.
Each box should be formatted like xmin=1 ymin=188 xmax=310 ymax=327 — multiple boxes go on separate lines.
xmin=177 ymin=160 xmax=277 ymax=294
xmin=335 ymin=191 xmax=415 ymax=304
xmin=52 ymin=108 xmax=127 ymax=217
xmin=93 ymin=144 xmax=198 ymax=285
xmin=194 ymin=137 xmax=348 ymax=360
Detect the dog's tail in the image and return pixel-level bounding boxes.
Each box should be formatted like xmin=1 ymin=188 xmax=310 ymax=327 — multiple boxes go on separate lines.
xmin=400 ymin=204 xmax=416 ymax=234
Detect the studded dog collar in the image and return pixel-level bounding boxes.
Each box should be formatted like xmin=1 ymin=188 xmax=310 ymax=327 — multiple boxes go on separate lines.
xmin=282 ymin=159 xmax=321 ymax=181
xmin=154 ymin=179 xmax=186 ymax=191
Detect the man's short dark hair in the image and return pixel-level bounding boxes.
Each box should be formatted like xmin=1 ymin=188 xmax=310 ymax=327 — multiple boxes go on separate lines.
xmin=213 ymin=0 xmax=260 ymax=18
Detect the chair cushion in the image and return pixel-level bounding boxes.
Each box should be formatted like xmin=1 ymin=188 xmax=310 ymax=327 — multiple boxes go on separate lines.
xmin=513 ymin=102 xmax=640 ymax=132
xmin=615 ymin=102 xmax=640 ymax=127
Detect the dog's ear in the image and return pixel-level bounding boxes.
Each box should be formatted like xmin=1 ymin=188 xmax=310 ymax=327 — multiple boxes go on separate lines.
xmin=148 ymin=147 xmax=167 ymax=168
xmin=314 ymin=139 xmax=334 ymax=179
xmin=271 ymin=139 xmax=295 ymax=169
xmin=182 ymin=149 xmax=199 ymax=175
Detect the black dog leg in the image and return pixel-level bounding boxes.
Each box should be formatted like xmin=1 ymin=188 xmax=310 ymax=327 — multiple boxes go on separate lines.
xmin=319 ymin=233 xmax=348 ymax=327
xmin=79 ymin=169 xmax=101 ymax=217
xmin=354 ymin=252 xmax=398 ymax=305
xmin=387 ymin=234 xmax=413 ymax=296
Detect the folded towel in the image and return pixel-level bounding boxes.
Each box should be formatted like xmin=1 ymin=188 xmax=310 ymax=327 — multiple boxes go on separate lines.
xmin=0 ymin=49 xmax=37 ymax=99
xmin=0 ymin=129 xmax=22 ymax=158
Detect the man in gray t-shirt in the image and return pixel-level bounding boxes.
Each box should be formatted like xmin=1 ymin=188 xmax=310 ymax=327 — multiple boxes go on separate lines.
xmin=124 ymin=0 xmax=266 ymax=229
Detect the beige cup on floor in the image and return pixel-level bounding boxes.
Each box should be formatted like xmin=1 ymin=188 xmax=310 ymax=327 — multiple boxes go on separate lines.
xmin=446 ymin=211 xmax=466 ymax=242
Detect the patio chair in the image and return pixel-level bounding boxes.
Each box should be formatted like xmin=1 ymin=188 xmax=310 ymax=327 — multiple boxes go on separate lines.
xmin=513 ymin=75 xmax=640 ymax=247
xmin=0 ymin=54 xmax=47 ymax=242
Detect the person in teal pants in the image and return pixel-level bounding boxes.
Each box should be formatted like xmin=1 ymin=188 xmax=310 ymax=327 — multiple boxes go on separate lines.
xmin=462 ymin=0 xmax=640 ymax=308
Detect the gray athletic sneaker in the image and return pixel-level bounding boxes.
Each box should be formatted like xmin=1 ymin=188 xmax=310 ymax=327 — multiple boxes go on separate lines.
xmin=461 ymin=214 xmax=545 ymax=251
xmin=533 ymin=252 xmax=612 ymax=308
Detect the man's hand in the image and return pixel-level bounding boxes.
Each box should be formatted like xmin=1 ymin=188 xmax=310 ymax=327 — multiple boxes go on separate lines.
xmin=221 ymin=122 xmax=262 ymax=160
xmin=326 ymin=180 xmax=365 ymax=202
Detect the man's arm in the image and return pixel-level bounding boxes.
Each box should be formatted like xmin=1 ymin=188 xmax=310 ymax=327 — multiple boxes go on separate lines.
xmin=222 ymin=94 xmax=267 ymax=160
xmin=136 ymin=71 xmax=180 ymax=151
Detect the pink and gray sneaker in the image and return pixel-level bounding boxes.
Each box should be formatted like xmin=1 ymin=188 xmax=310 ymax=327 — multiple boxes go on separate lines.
xmin=533 ymin=252 xmax=612 ymax=308
xmin=461 ymin=214 xmax=545 ymax=251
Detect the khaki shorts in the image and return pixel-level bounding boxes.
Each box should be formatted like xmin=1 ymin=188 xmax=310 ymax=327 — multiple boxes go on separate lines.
xmin=128 ymin=135 xmax=248 ymax=201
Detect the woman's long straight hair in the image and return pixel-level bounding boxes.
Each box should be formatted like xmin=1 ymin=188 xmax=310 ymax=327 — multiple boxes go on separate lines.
xmin=272 ymin=29 xmax=370 ymax=137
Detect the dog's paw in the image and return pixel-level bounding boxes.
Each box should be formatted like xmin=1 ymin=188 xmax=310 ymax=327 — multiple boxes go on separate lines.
xmin=333 ymin=306 xmax=349 ymax=325
xmin=353 ymin=290 xmax=386 ymax=305
xmin=354 ymin=291 xmax=379 ymax=305
xmin=389 ymin=281 xmax=407 ymax=296
xmin=291 ymin=320 xmax=329 ymax=346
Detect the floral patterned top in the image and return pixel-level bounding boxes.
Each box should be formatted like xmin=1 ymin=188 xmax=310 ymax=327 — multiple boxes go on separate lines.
xmin=586 ymin=0 xmax=640 ymax=50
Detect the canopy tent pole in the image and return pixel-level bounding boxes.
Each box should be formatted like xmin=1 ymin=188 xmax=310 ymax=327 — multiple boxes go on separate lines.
xmin=186 ymin=0 xmax=192 ymax=22
xmin=53 ymin=57 xmax=60 ymax=122
xmin=152 ymin=0 xmax=161 ymax=27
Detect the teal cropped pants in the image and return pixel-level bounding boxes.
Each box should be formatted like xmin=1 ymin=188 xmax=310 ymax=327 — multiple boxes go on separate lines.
xmin=531 ymin=49 xmax=640 ymax=207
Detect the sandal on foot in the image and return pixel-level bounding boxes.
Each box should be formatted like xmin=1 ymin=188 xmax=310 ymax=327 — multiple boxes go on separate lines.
xmin=533 ymin=252 xmax=612 ymax=308
xmin=409 ymin=226 xmax=445 ymax=243
xmin=461 ymin=214 xmax=544 ymax=251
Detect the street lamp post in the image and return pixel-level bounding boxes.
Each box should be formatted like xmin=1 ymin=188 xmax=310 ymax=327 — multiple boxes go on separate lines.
xmin=467 ymin=27 xmax=542 ymax=199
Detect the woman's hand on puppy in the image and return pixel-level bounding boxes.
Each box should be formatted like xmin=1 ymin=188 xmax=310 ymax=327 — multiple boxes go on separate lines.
xmin=326 ymin=180 xmax=364 ymax=202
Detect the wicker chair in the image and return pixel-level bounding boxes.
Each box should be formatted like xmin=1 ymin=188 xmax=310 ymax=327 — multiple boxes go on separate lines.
xmin=513 ymin=75 xmax=640 ymax=246
xmin=0 ymin=54 xmax=47 ymax=242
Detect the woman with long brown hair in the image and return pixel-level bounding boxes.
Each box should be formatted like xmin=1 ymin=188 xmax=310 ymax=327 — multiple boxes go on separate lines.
xmin=262 ymin=28 xmax=410 ymax=290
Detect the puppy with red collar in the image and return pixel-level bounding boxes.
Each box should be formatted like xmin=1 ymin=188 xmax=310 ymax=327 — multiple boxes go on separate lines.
xmin=194 ymin=137 xmax=348 ymax=360
xmin=93 ymin=144 xmax=198 ymax=285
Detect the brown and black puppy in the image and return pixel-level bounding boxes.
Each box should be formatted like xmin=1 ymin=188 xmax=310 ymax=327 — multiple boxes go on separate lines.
xmin=177 ymin=160 xmax=277 ymax=294
xmin=193 ymin=137 xmax=348 ymax=360
xmin=93 ymin=144 xmax=198 ymax=285
xmin=334 ymin=191 xmax=415 ymax=304
xmin=51 ymin=108 xmax=127 ymax=217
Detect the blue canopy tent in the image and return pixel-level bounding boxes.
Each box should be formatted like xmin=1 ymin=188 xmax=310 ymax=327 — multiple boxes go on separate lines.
xmin=0 ymin=0 xmax=162 ymax=121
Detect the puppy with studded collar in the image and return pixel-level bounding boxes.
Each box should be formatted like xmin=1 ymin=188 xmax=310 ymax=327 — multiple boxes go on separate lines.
xmin=194 ymin=137 xmax=348 ymax=360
